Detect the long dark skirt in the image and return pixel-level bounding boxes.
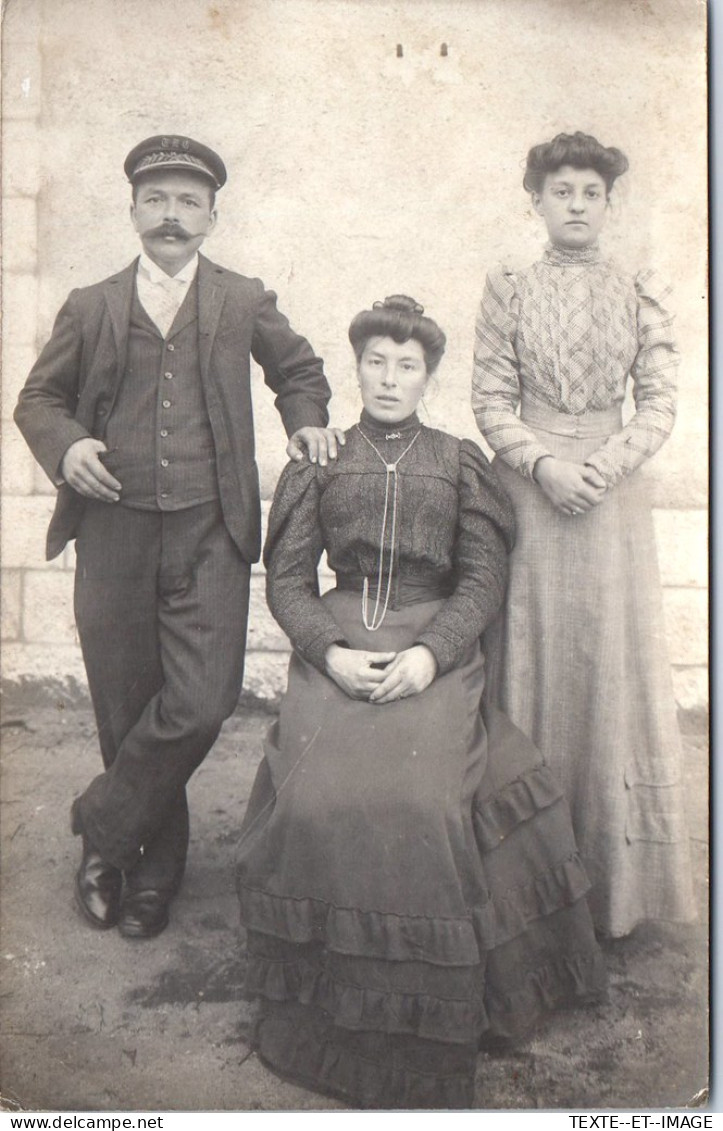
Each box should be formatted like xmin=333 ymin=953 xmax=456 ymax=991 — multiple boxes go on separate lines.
xmin=236 ymin=591 xmax=606 ymax=1108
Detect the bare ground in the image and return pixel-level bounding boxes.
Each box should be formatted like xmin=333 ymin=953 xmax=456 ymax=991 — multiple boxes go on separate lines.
xmin=0 ymin=695 xmax=709 ymax=1113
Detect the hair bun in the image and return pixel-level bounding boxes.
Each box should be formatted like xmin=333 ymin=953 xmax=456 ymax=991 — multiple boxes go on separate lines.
xmin=373 ymin=295 xmax=424 ymax=316
xmin=349 ymin=296 xmax=446 ymax=374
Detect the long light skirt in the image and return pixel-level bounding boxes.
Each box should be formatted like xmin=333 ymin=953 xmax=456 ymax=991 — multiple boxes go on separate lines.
xmin=485 ymin=428 xmax=695 ymax=938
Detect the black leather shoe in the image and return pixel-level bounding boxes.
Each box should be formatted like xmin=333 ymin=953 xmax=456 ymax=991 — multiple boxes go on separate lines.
xmin=118 ymin=889 xmax=171 ymax=939
xmin=74 ymin=837 xmax=123 ymax=930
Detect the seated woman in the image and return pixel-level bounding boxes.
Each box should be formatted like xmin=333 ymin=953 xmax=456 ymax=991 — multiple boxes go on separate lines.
xmin=236 ymin=295 xmax=606 ymax=1110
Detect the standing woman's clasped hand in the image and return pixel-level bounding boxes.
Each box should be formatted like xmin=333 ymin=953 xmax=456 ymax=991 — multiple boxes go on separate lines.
xmin=533 ymin=455 xmax=607 ymax=516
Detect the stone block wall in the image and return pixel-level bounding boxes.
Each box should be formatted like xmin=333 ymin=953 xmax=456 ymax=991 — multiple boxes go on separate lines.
xmin=1 ymin=11 xmax=81 ymax=691
xmin=1 ymin=0 xmax=707 ymax=715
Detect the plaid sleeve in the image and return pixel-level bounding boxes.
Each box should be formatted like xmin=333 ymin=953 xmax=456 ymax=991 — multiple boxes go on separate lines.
xmin=583 ymin=269 xmax=679 ymax=487
xmin=472 ymin=268 xmax=553 ymax=479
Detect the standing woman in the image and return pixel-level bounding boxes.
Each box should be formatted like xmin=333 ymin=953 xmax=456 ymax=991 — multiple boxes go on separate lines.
xmin=472 ymin=131 xmax=695 ymax=939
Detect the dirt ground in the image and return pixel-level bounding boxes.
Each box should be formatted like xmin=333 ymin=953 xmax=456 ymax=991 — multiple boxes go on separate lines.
xmin=0 ymin=692 xmax=709 ymax=1113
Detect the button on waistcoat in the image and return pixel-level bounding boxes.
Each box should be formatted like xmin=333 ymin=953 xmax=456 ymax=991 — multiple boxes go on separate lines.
xmin=104 ymin=280 xmax=219 ymax=510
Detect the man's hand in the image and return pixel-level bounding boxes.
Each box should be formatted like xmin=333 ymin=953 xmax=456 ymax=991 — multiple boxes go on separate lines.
xmin=533 ymin=456 xmax=606 ymax=516
xmin=324 ymin=644 xmax=396 ymax=700
xmin=368 ymin=645 xmax=438 ymax=705
xmin=287 ymin=426 xmax=346 ymax=466
xmin=60 ymin=438 xmax=122 ymax=502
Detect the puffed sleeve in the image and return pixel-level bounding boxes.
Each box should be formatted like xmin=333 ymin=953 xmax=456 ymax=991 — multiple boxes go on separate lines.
xmin=472 ymin=267 xmax=553 ymax=479
xmin=263 ymin=460 xmax=348 ymax=672
xmin=583 ymin=269 xmax=679 ymax=487
xmin=416 ymin=440 xmax=516 ymax=675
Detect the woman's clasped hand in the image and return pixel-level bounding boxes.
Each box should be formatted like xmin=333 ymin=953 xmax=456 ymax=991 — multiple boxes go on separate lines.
xmin=324 ymin=642 xmax=437 ymax=702
xmin=533 ymin=455 xmax=607 ymax=515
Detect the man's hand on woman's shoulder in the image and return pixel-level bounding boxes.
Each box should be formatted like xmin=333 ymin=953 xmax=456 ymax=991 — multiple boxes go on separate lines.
xmin=287 ymin=426 xmax=346 ymax=466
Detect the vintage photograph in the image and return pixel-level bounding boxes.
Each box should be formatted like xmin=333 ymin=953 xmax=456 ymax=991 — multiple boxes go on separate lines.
xmin=1 ymin=0 xmax=708 ymax=1113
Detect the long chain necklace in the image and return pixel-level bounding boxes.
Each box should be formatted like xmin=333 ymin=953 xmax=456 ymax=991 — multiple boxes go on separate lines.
xmin=355 ymin=424 xmax=422 ymax=631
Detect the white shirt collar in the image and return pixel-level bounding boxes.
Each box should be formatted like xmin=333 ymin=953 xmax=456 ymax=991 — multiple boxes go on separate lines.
xmin=137 ymin=251 xmax=199 ymax=286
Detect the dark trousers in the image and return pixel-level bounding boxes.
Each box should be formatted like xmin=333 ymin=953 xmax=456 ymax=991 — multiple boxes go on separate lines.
xmin=72 ymin=500 xmax=251 ymax=891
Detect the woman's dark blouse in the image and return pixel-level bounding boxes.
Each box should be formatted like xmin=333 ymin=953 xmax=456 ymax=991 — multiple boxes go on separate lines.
xmin=263 ymin=411 xmax=516 ymax=675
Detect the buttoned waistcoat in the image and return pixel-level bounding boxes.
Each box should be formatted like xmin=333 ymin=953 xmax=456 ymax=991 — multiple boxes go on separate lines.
xmin=14 ymin=255 xmax=331 ymax=562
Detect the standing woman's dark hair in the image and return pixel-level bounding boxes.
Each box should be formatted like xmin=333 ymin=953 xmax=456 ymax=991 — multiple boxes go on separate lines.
xmin=348 ymin=294 xmax=447 ymax=373
xmin=522 ymin=131 xmax=629 ymax=195
xmin=472 ymin=130 xmax=695 ymax=940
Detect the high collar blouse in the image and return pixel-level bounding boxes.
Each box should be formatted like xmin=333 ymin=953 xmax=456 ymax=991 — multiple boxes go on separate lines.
xmin=471 ymin=243 xmax=679 ymax=487
xmin=263 ymin=413 xmax=515 ymax=675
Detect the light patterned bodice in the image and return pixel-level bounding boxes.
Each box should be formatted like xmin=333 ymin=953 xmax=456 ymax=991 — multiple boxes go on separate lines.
xmin=472 ymin=243 xmax=678 ymax=486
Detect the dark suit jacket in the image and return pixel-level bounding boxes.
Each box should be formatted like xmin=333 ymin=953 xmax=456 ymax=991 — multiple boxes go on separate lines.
xmin=14 ymin=254 xmax=331 ymax=563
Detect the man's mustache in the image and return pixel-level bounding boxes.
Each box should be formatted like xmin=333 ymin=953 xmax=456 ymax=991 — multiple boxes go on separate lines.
xmin=146 ymin=223 xmax=192 ymax=241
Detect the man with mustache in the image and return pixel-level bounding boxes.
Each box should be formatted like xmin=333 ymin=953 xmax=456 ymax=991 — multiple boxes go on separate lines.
xmin=14 ymin=135 xmax=341 ymax=939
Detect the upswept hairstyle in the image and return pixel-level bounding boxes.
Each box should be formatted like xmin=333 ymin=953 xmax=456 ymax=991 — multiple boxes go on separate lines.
xmin=348 ymin=295 xmax=447 ymax=375
xmin=523 ymin=131 xmax=629 ymax=196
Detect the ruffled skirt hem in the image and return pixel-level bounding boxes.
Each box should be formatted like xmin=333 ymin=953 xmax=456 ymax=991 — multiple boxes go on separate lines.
xmin=252 ymin=1003 xmax=478 ymax=1110
xmin=245 ymin=918 xmax=606 ymax=1046
xmin=249 ymin=929 xmax=607 ymax=1111
xmin=239 ymin=746 xmax=606 ymax=1107
xmin=238 ymin=762 xmax=593 ymax=962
